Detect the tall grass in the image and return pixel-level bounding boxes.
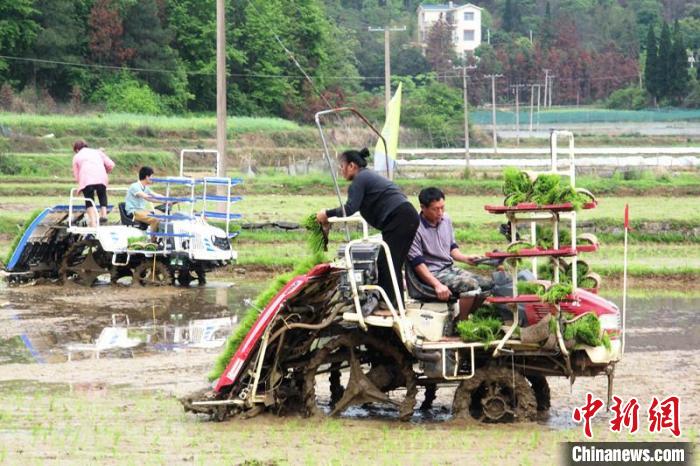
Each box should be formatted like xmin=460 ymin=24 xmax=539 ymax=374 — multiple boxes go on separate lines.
xmin=0 ymin=112 xmax=301 ymax=137
xmin=0 ymin=152 xmax=177 ymax=178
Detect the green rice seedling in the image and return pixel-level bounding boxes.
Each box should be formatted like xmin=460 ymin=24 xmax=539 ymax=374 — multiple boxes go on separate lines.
xmin=456 ymin=316 xmax=503 ymax=344
xmin=531 ymin=174 xmax=562 ymax=205
xmin=3 ymin=208 xmax=42 ymax=265
xmin=302 ymin=213 xmax=326 ymax=254
xmin=541 ymin=283 xmax=573 ymax=304
xmin=563 ymin=313 xmax=604 ymax=347
xmin=208 ymin=252 xmax=325 ymax=381
xmin=517 ymin=281 xmax=545 ymax=295
xmin=502 ymin=167 xmax=532 ymax=198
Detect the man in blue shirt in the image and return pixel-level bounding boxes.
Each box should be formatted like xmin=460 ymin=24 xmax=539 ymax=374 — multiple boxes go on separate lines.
xmin=125 ymin=166 xmax=163 ymax=234
xmin=408 ymin=187 xmax=490 ymax=301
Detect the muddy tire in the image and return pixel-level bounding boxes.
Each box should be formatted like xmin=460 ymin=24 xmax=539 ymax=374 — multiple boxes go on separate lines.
xmin=59 ymin=239 xmax=111 ymax=286
xmin=303 ymin=332 xmax=417 ymax=421
xmin=132 ymin=261 xmax=172 ymax=287
xmin=526 ymin=374 xmax=551 ymax=412
xmin=110 ymin=265 xmax=133 ymax=285
xmin=453 ymin=366 xmax=537 ymax=423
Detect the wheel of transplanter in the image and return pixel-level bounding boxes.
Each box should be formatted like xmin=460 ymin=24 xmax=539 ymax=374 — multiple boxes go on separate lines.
xmin=132 ymin=260 xmax=172 ymax=287
xmin=452 ymin=366 xmax=537 ymax=423
xmin=193 ymin=263 xmax=206 ymax=285
xmin=110 ymin=265 xmax=133 ymax=286
xmin=302 ymin=331 xmax=417 ymax=421
xmin=526 ymin=374 xmax=551 ymax=412
xmin=176 ymin=269 xmax=194 ymax=287
xmin=59 ymin=239 xmax=111 ymax=286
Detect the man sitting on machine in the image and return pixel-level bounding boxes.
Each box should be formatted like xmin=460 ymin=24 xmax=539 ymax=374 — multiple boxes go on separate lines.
xmin=125 ymin=166 xmax=164 ymax=240
xmin=407 ymin=187 xmax=492 ymax=301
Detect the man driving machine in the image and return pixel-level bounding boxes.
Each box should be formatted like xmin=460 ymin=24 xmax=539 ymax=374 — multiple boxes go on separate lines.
xmin=407 ymin=187 xmax=492 ymax=301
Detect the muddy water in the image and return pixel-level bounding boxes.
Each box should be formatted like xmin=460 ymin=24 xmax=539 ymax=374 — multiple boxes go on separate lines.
xmin=1 ymin=282 xmax=698 ymax=430
xmin=605 ymin=294 xmax=700 ymax=352
xmin=0 ymin=279 xmax=265 ymax=364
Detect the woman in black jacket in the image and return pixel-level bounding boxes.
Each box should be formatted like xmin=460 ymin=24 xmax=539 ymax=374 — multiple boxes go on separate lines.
xmin=316 ymin=148 xmax=419 ymax=311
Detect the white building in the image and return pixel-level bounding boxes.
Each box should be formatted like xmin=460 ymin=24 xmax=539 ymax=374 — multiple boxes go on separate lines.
xmin=417 ymin=2 xmax=482 ymax=57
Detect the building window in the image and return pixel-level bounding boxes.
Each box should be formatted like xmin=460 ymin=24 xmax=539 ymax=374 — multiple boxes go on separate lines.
xmin=464 ymin=12 xmax=474 ymax=21
xmin=463 ymin=29 xmax=474 ymax=41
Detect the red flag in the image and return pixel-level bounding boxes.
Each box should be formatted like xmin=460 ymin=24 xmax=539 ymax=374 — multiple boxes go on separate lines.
xmin=624 ymin=204 xmax=630 ymax=230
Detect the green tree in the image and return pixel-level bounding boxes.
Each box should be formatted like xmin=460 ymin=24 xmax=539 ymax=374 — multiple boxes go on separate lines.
xmin=657 ymin=22 xmax=672 ymax=100
xmin=122 ymin=0 xmax=190 ymax=111
xmin=167 ymin=0 xmax=216 ymax=110
xmin=0 ymin=0 xmax=39 ymax=83
xmin=643 ymin=25 xmax=660 ymax=102
xmin=502 ymin=0 xmax=520 ymax=33
xmin=668 ymin=21 xmax=690 ymax=103
xmin=31 ymin=0 xmax=88 ymax=99
xmin=540 ymin=2 xmax=555 ymax=49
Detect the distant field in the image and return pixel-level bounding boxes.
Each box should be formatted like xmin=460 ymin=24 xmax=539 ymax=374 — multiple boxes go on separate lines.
xmin=1 ymin=194 xmax=698 ymax=226
xmin=471 ymin=107 xmax=700 ymax=125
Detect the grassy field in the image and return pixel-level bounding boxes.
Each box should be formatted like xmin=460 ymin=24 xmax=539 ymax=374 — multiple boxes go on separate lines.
xmin=1 ymin=192 xmax=699 ymax=278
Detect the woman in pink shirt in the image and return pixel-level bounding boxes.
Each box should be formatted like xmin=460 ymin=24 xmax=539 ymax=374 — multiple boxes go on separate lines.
xmin=72 ymin=140 xmax=115 ymax=227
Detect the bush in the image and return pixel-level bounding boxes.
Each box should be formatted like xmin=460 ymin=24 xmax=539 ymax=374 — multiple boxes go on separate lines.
xmin=92 ymin=72 xmax=163 ymax=115
xmin=606 ymin=86 xmax=648 ymax=110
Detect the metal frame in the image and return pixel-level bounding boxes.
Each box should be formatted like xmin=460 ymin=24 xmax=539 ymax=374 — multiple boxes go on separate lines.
xmin=315 ymin=107 xmax=389 ymax=241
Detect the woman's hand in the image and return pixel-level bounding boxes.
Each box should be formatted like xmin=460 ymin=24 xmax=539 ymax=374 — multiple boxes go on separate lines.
xmin=316 ymin=209 xmax=329 ymax=225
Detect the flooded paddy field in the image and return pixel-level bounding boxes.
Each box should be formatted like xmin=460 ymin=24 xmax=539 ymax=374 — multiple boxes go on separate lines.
xmin=0 ymin=274 xmax=697 ymax=464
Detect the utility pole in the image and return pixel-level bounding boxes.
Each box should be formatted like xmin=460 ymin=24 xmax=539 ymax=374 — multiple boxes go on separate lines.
xmin=369 ymin=25 xmax=406 ymax=114
xmin=457 ymin=62 xmax=478 ymax=169
xmin=543 ymin=69 xmax=550 ymax=109
xmin=510 ymin=83 xmax=526 ymax=145
xmin=548 ymin=75 xmax=555 ymax=108
xmin=536 ymin=84 xmax=541 ymax=130
xmin=216 ymin=0 xmax=226 ymax=179
xmin=485 ymin=74 xmax=503 ymax=153
xmin=529 ymin=83 xmax=539 ymax=134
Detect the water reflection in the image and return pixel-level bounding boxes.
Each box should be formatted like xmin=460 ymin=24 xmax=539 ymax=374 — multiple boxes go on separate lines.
xmin=0 ymin=280 xmax=265 ymax=364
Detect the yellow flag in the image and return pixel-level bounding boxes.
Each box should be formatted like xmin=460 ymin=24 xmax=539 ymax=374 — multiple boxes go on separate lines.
xmin=373 ymin=82 xmax=402 ymax=179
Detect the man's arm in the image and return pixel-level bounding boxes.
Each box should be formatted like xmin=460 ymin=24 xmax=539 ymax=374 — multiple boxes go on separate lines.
xmin=450 ymin=247 xmax=479 ymax=266
xmin=413 ymin=263 xmax=451 ymax=301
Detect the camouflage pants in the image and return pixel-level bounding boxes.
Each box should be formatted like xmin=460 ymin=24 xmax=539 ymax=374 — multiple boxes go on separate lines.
xmin=433 ymin=266 xmax=491 ymax=296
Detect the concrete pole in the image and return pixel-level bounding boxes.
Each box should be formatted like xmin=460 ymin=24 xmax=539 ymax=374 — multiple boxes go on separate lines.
xmin=462 ymin=67 xmax=469 ymax=168
xmin=514 ymin=84 xmax=520 ymax=146
xmin=548 ymin=76 xmax=555 ymax=108
xmin=537 ymin=84 xmax=542 ymax=131
xmin=543 ymin=69 xmax=549 ymax=109
xmin=486 ymin=74 xmax=502 ymax=154
xmin=216 ymin=0 xmax=226 ymax=178
xmin=529 ymin=84 xmax=534 ymax=134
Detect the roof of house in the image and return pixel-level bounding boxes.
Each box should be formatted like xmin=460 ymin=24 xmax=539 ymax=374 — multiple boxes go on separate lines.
xmin=418 ymin=3 xmax=482 ymax=12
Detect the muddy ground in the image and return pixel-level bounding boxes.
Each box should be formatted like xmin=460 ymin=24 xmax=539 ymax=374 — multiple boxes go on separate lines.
xmin=0 ymin=277 xmax=697 ymax=464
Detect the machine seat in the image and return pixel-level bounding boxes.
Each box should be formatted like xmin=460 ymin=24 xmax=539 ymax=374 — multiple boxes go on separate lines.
xmin=118 ymin=202 xmax=149 ymax=230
